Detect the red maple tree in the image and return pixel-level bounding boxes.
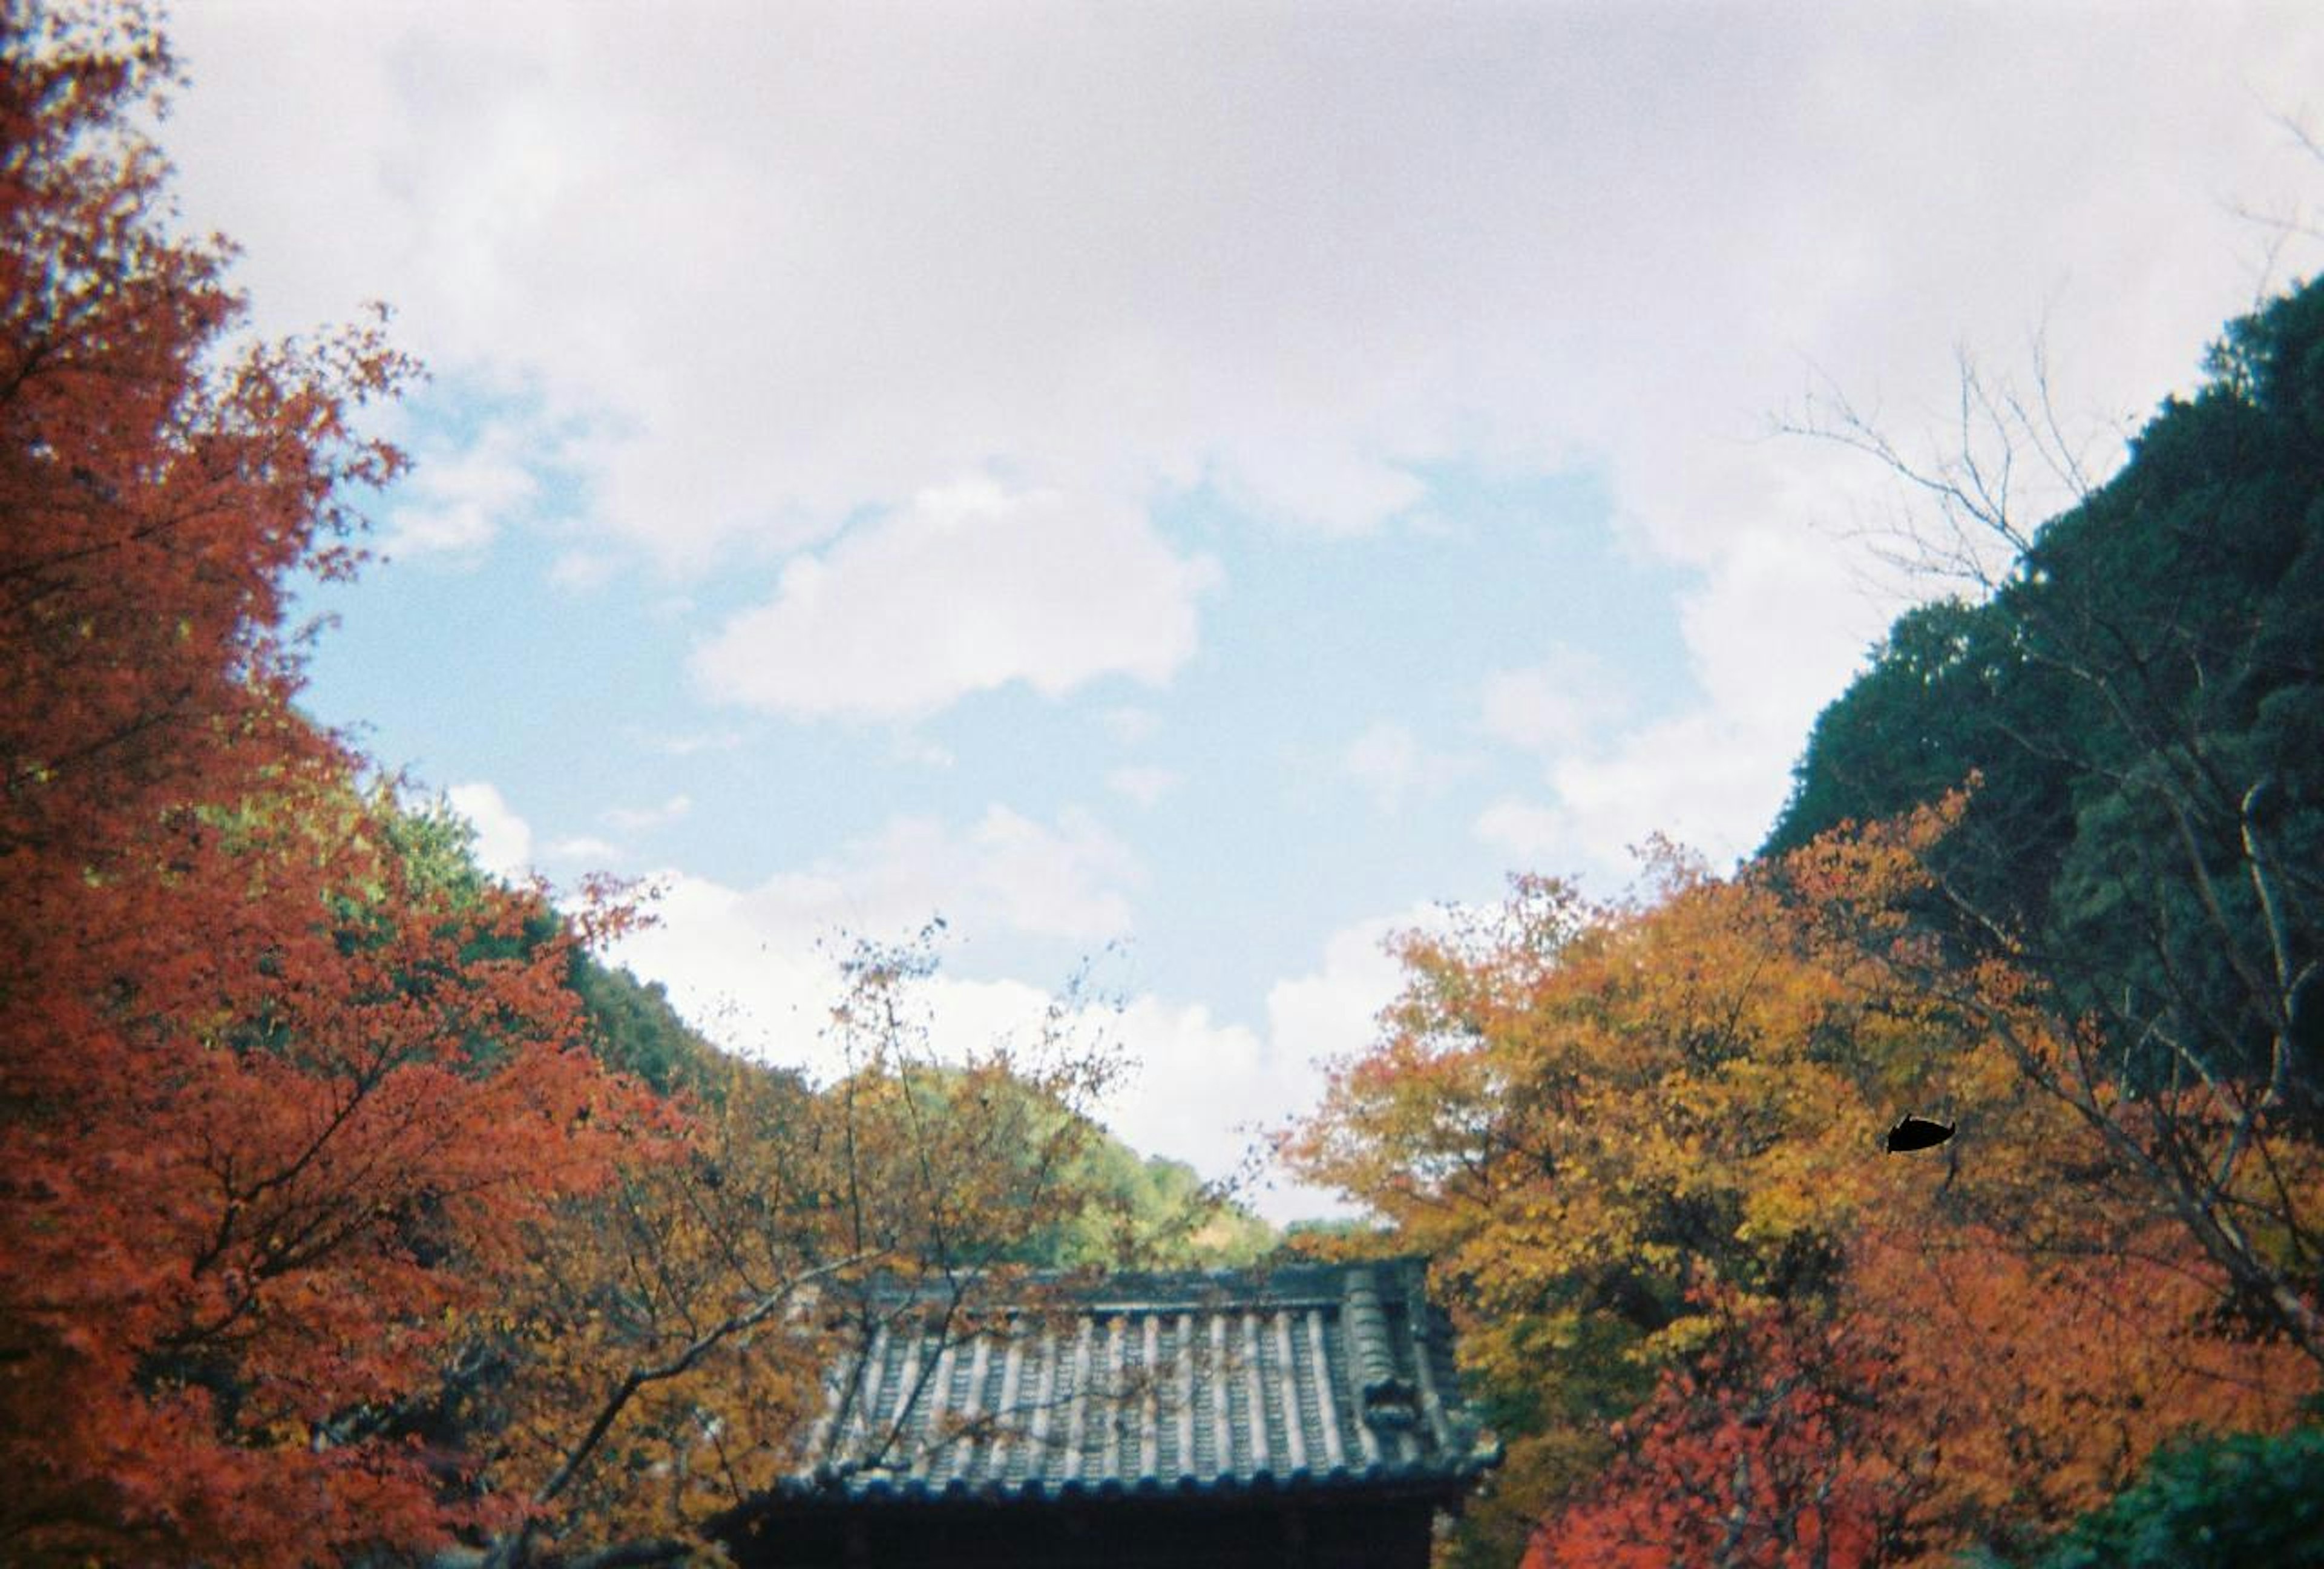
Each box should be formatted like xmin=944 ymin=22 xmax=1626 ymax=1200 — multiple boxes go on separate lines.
xmin=1521 ymin=1286 xmax=1942 ymax=1569
xmin=1 ymin=11 xmax=649 ymax=1562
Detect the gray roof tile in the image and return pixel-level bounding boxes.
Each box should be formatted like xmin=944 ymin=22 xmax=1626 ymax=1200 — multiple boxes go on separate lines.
xmin=786 ymin=1257 xmax=1495 ymax=1507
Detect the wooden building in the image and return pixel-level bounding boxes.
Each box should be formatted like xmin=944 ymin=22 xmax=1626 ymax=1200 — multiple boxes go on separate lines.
xmin=712 ymin=1257 xmax=1497 ymax=1568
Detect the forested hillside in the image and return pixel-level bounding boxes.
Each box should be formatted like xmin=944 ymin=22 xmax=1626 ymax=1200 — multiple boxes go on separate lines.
xmin=1768 ymin=278 xmax=2324 ymax=1106
xmin=1295 ymin=288 xmax=2324 ymax=1565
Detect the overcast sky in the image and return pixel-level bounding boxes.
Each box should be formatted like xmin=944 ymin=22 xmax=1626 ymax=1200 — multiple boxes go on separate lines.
xmin=163 ymin=1 xmax=2324 ymax=1220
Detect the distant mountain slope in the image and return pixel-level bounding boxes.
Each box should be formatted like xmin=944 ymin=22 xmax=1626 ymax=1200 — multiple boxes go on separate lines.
xmin=1767 ymin=276 xmax=2324 ymax=1096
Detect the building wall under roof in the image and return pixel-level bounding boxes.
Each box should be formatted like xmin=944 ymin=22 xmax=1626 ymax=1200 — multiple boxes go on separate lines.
xmin=722 ymin=1488 xmax=1443 ymax=1569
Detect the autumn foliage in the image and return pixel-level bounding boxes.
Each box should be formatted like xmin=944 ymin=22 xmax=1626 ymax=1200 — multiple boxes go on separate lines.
xmin=1293 ymin=815 xmax=2322 ymax=1567
xmin=0 ymin=11 xmax=657 ymax=1562
xmin=11 ymin=5 xmax=2323 ymax=1568
xmin=0 ymin=16 xmax=1170 ymax=1566
xmin=462 ymin=938 xmax=1149 ymax=1560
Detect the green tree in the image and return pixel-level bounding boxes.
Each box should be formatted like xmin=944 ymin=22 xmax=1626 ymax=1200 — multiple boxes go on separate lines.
xmin=1771 ymin=281 xmax=2324 ymax=1055
xmin=2005 ymin=1426 xmax=2324 ymax=1569
xmin=1773 ymin=277 xmax=2324 ymax=1361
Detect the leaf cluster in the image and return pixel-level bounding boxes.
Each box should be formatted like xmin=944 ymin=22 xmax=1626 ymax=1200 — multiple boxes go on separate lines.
xmin=2003 ymin=1424 xmax=2324 ymax=1569
xmin=1293 ymin=815 xmax=2320 ymax=1568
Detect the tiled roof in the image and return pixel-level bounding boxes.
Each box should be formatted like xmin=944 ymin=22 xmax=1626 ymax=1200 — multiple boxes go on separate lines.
xmin=781 ymin=1257 xmax=1495 ymax=1507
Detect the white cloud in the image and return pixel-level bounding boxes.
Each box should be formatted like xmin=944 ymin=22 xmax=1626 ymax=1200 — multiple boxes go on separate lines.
xmin=1474 ymin=796 xmax=1571 ymax=868
xmin=543 ymin=834 xmax=623 ymax=864
xmin=692 ymin=478 xmax=1221 ymax=720
xmin=154 ymin=4 xmax=2324 ymax=1214
xmin=1473 ymin=530 xmax=1892 ymax=889
xmin=165 ymin=7 xmax=2324 ymax=572
xmin=608 ymin=873 xmax=851 ymax=1062
xmin=1474 ymin=705 xmax=1801 ymax=890
xmin=437 ymin=788 xmax=633 ymax=883
xmin=1106 ymin=766 xmax=1180 ymax=808
xmin=602 ymin=792 xmax=692 ymax=832
xmin=609 ymin=870 xmax=1106 ymax=1082
xmin=1093 ymin=907 xmax=1439 ymax=1222
xmin=614 ymin=883 xmax=1436 ymax=1224
xmin=1677 ymin=527 xmax=1889 ymax=734
xmin=164 ymin=4 xmax=2324 ymax=761
xmin=1343 ymin=721 xmax=1471 ymax=813
xmin=620 ymin=805 xmax=1141 ymax=1000
xmin=447 ymin=781 xmax=534 ymax=881
xmin=1095 ymin=999 xmax=1272 ymax=1180
xmin=1551 ymin=711 xmax=1800 ymax=877
xmin=1480 ymin=650 xmax=1630 ymax=757
xmin=1260 ymin=910 xmax=1422 ymax=1114
xmin=967 ymin=806 xmax=1142 ymax=941
xmin=382 ymin=419 xmax=541 ymax=558
xmin=1473 ymin=524 xmax=1892 ymax=889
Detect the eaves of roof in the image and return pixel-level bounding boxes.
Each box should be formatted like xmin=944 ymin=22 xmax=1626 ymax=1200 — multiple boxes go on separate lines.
xmin=763 ymin=1256 xmax=1499 ymax=1511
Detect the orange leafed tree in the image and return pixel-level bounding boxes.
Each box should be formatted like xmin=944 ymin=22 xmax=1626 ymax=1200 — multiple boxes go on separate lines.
xmin=1292 ymin=815 xmax=2320 ymax=1568
xmin=1287 ymin=841 xmax=1984 ymax=1562
xmin=1521 ymin=1222 xmax=2309 ymax=1569
xmin=0 ymin=10 xmax=654 ymax=1563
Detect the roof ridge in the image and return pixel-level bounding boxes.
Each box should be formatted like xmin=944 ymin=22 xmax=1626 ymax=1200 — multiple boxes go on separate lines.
xmin=750 ymin=1254 xmax=1496 ymax=1516
xmin=1342 ymin=1265 xmax=1420 ymax=1432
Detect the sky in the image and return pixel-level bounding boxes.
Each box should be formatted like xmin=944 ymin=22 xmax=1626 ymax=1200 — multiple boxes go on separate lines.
xmin=159 ymin=1 xmax=2324 ymax=1221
